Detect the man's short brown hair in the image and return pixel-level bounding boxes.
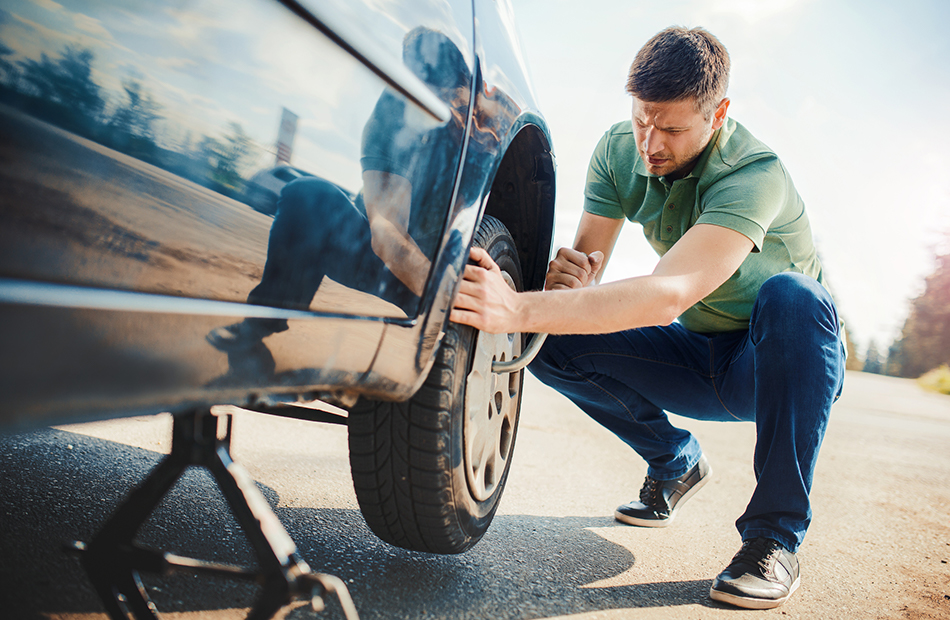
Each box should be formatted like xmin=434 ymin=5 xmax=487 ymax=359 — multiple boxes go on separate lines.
xmin=626 ymin=26 xmax=730 ymax=119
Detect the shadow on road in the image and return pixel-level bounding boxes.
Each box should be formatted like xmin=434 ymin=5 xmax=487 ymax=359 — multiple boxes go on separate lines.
xmin=0 ymin=427 xmax=714 ymax=619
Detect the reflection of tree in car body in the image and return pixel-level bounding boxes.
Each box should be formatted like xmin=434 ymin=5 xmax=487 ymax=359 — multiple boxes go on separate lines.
xmin=207 ymin=27 xmax=506 ymax=367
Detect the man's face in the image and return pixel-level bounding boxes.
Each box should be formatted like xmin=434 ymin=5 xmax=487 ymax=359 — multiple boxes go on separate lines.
xmin=631 ymin=96 xmax=729 ymax=180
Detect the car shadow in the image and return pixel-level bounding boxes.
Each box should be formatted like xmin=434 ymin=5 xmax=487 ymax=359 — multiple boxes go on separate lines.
xmin=0 ymin=427 xmax=718 ymax=619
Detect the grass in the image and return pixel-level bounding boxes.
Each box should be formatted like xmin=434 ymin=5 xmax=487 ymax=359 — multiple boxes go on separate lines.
xmin=917 ymin=365 xmax=950 ymax=395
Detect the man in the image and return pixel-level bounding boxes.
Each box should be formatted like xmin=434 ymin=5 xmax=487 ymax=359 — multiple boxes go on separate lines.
xmin=451 ymin=26 xmax=845 ymax=610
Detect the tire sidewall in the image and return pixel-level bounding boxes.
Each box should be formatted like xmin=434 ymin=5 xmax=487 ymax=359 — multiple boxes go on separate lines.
xmin=446 ymin=217 xmax=524 ymax=539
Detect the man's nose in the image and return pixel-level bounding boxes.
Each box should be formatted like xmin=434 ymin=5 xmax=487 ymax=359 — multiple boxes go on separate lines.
xmin=642 ymin=127 xmax=663 ymax=155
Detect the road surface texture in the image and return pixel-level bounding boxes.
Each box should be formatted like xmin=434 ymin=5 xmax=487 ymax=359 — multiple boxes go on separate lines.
xmin=1 ymin=370 xmax=948 ymax=619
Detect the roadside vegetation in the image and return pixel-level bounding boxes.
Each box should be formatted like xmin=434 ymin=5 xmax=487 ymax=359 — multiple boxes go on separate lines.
xmin=860 ymin=242 xmax=950 ymax=391
xmin=0 ymin=45 xmax=260 ymax=201
xmin=917 ymin=365 xmax=950 ymax=396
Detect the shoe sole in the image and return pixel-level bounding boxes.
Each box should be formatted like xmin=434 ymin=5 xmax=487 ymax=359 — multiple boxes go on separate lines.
xmin=613 ymin=465 xmax=712 ymax=527
xmin=709 ymin=575 xmax=800 ymax=610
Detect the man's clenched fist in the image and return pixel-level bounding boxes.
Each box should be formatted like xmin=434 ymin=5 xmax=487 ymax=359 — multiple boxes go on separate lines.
xmin=544 ymin=248 xmax=605 ymax=290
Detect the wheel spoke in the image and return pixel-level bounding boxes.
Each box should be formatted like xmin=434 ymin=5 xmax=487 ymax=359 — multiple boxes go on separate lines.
xmin=463 ymin=271 xmax=521 ymax=501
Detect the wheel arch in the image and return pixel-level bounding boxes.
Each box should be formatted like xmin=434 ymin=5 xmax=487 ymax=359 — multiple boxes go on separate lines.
xmin=361 ymin=119 xmax=556 ymax=403
xmin=481 ymin=119 xmax=555 ymax=293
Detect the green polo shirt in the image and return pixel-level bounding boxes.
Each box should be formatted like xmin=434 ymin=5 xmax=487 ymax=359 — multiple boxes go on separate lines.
xmin=584 ymin=117 xmax=826 ymax=334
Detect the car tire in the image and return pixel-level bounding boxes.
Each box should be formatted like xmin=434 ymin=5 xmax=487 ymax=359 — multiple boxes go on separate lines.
xmin=348 ymin=215 xmax=524 ymax=554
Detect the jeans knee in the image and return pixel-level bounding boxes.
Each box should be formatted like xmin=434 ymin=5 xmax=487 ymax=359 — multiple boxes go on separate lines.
xmin=528 ymin=338 xmax=556 ymax=374
xmin=758 ymin=273 xmax=835 ymax=315
xmin=278 ymin=178 xmax=353 ymax=221
xmin=527 ymin=335 xmax=568 ymax=385
xmin=752 ymin=273 xmax=840 ymax=343
xmin=758 ymin=272 xmax=823 ymax=303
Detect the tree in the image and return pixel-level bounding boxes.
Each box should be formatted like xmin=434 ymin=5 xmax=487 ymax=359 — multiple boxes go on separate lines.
xmin=109 ymin=78 xmax=163 ymax=141
xmin=199 ymin=122 xmax=254 ymax=193
xmin=884 ymin=341 xmax=901 ymax=376
xmin=890 ymin=249 xmax=950 ymax=377
xmin=106 ymin=78 xmax=164 ymax=160
xmin=18 ymin=46 xmax=104 ymax=133
xmin=0 ymin=42 xmax=16 ymax=87
xmin=863 ymin=340 xmax=883 ymax=374
xmin=844 ymin=328 xmax=862 ymax=371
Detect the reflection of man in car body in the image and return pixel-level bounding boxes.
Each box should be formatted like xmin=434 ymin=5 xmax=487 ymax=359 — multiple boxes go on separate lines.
xmin=209 ymin=27 xmax=481 ymax=354
xmin=452 ymin=27 xmax=845 ymax=610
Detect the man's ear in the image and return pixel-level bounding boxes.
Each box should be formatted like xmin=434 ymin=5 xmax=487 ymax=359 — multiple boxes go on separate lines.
xmin=712 ymin=98 xmax=730 ymax=130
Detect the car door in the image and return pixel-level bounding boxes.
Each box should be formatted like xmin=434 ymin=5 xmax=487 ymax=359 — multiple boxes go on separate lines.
xmin=0 ymin=0 xmax=475 ymax=425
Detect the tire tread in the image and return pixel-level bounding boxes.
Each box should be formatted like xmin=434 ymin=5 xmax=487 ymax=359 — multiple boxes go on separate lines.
xmin=348 ymin=215 xmax=522 ymax=553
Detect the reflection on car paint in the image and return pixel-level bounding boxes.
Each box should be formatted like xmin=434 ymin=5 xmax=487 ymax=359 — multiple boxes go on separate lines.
xmin=243 ymin=165 xmax=315 ymax=216
xmin=204 ymin=27 xmax=483 ymax=383
xmin=0 ymin=0 xmax=471 ymax=318
xmin=0 ymin=0 xmax=554 ymax=423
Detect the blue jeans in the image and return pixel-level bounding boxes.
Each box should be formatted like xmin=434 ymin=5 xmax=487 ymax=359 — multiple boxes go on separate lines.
xmin=528 ymin=273 xmax=845 ymax=552
xmin=249 ymin=177 xmax=419 ymax=317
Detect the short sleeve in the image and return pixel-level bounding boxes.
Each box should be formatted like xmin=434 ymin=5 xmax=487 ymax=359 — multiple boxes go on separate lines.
xmin=696 ymin=156 xmax=787 ymax=252
xmin=583 ymin=130 xmax=626 ymax=220
xmin=360 ymin=91 xmax=414 ymax=178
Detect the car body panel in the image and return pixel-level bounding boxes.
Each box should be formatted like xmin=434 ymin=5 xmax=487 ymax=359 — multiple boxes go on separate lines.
xmin=0 ymin=0 xmax=553 ymax=428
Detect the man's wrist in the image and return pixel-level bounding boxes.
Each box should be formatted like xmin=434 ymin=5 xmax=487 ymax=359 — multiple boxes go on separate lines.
xmin=515 ymin=291 xmax=544 ymax=334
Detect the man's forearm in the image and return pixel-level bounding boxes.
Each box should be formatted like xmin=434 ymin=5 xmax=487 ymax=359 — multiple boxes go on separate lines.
xmin=368 ymin=218 xmax=430 ymax=297
xmin=452 ymin=224 xmax=751 ymax=336
xmin=517 ymin=275 xmax=685 ymax=335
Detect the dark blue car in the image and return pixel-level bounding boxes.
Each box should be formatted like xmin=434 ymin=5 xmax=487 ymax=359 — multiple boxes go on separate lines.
xmin=0 ymin=0 xmax=555 ymax=590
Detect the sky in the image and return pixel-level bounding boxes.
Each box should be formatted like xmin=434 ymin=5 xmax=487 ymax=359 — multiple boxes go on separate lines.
xmin=513 ymin=0 xmax=950 ymax=353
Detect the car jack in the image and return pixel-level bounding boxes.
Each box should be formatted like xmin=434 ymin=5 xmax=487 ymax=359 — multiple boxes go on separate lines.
xmin=66 ymin=408 xmax=359 ymax=620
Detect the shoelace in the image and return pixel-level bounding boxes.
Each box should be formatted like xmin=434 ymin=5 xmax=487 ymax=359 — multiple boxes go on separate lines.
xmin=638 ymin=476 xmax=662 ymax=507
xmin=730 ymin=538 xmax=781 ymax=574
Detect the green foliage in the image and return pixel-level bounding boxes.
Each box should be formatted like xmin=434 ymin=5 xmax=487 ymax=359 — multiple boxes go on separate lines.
xmin=844 ymin=328 xmax=863 ymax=371
xmin=3 ymin=43 xmax=264 ymax=200
xmin=891 ymin=250 xmax=950 ymax=378
xmin=862 ymin=340 xmax=883 ymax=374
xmin=917 ymin=365 xmax=950 ymax=395
xmin=105 ymin=78 xmax=164 ymax=161
xmin=110 ymin=79 xmax=163 ymax=140
xmin=198 ymin=122 xmax=254 ymax=193
xmin=16 ymin=46 xmax=104 ymax=136
xmin=0 ymin=42 xmax=15 ymax=84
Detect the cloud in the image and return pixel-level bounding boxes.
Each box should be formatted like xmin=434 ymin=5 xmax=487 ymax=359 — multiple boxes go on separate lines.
xmin=33 ymin=0 xmax=64 ymax=13
xmin=1 ymin=4 xmax=119 ymax=64
xmin=72 ymin=13 xmax=113 ymax=40
xmin=155 ymin=56 xmax=198 ymax=72
xmin=6 ymin=13 xmax=79 ymax=58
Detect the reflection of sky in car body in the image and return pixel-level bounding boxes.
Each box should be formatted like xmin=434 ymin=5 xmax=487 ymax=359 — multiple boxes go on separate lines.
xmin=303 ymin=0 xmax=473 ymax=59
xmin=471 ymin=0 xmax=534 ymax=105
xmin=0 ymin=0 xmax=473 ymax=192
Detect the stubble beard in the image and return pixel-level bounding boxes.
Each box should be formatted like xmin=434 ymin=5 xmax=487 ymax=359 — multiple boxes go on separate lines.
xmin=641 ymin=125 xmax=714 ymax=180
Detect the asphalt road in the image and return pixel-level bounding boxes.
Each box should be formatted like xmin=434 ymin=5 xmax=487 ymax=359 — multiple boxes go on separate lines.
xmin=1 ymin=370 xmax=948 ymax=620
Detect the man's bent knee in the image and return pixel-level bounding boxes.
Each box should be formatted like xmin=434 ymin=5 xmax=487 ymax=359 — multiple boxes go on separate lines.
xmin=756 ymin=272 xmax=834 ymax=310
xmin=527 ymin=335 xmax=566 ymax=385
xmin=753 ymin=274 xmax=838 ymax=328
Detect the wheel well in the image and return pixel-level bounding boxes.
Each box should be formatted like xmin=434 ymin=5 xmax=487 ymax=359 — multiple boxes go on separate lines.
xmin=482 ymin=125 xmax=555 ymax=293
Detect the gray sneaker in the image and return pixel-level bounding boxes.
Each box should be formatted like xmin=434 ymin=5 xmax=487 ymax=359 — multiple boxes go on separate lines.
xmin=709 ymin=537 xmax=800 ymax=609
xmin=614 ymin=455 xmax=711 ymax=527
